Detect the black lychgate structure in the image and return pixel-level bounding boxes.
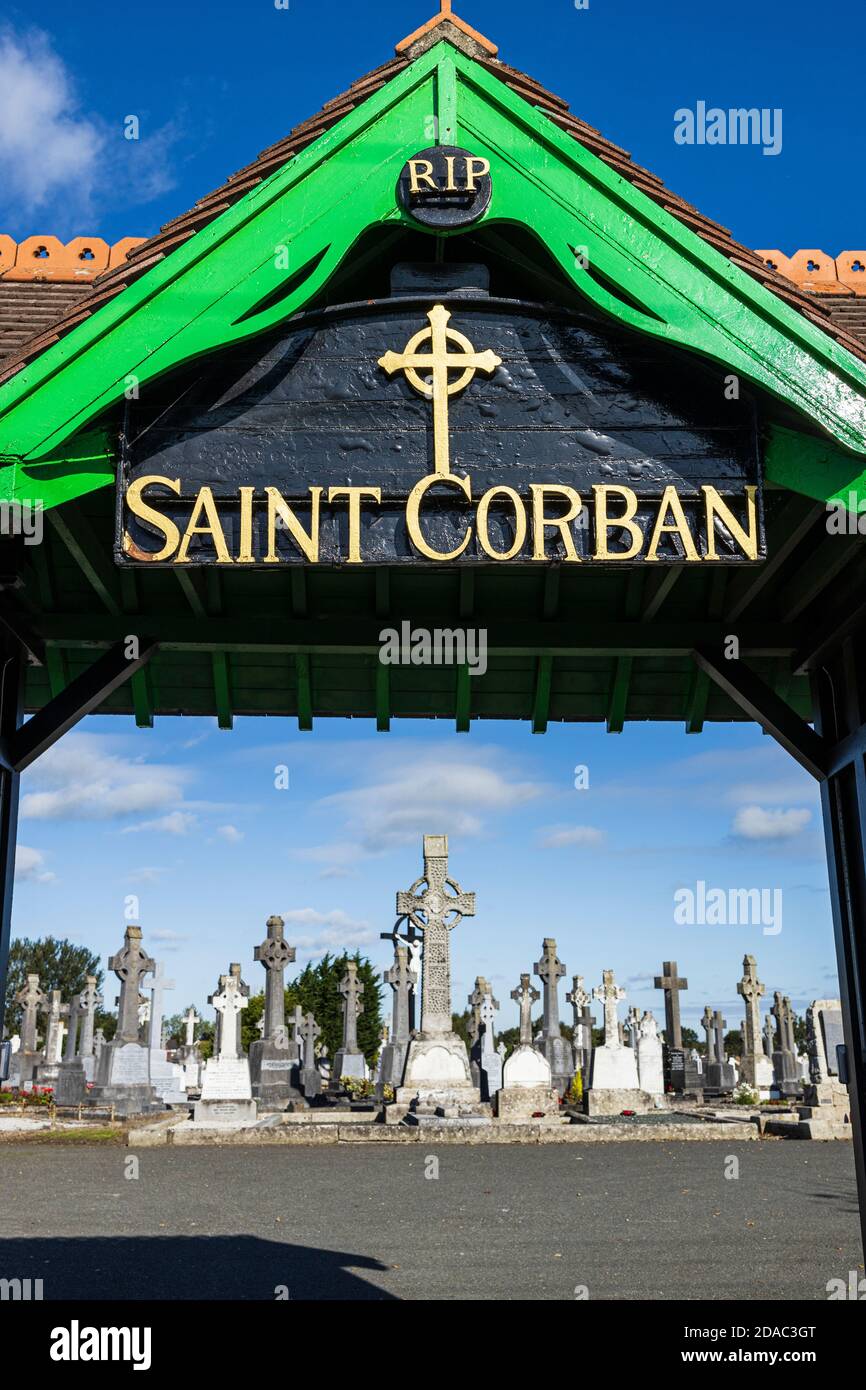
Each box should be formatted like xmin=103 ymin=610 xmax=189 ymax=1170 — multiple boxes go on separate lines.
xmin=1 ymin=9 xmax=866 ymax=1254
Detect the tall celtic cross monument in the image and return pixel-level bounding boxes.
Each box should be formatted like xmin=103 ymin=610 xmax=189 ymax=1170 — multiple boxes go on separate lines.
xmin=396 ymin=834 xmax=475 ymax=1036
xmin=395 ymin=835 xmax=481 ymax=1109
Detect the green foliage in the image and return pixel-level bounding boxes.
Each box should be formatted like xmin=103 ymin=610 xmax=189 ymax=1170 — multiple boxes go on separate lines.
xmin=3 ymin=937 xmax=104 ymax=1036
xmin=681 ymin=1027 xmax=699 ymax=1047
xmin=241 ymin=993 xmax=265 ymax=1055
xmin=792 ymin=1013 xmax=807 ymax=1050
xmin=724 ymin=1030 xmax=743 ymax=1056
xmin=451 ymin=1010 xmax=471 ymax=1046
xmin=284 ymin=952 xmax=383 ymax=1065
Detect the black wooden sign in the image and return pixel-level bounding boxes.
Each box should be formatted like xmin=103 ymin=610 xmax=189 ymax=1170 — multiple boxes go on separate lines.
xmin=117 ymin=262 xmax=764 ymax=567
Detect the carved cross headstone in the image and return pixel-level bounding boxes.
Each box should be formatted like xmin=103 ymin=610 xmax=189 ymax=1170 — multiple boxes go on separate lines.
xmin=338 ymin=961 xmax=364 ymax=1054
xmin=654 ymin=960 xmax=688 ymax=1050
xmin=626 ymin=1005 xmax=641 ymax=1048
xmin=467 ymin=976 xmax=491 ymax=1046
xmin=479 ymin=991 xmax=499 ymax=1052
xmin=77 ymin=977 xmax=102 ymax=1058
xmin=63 ymin=997 xmax=81 ymax=1062
xmin=183 ymin=1007 xmax=201 ymax=1048
xmin=771 ymin=992 xmax=786 ymax=1051
xmin=43 ymin=990 xmax=69 ymax=1064
xmin=385 ymin=941 xmax=416 ymax=1045
xmin=15 ymin=974 xmax=46 ymax=1053
xmin=593 ymin=970 xmax=626 ymax=1049
xmin=396 ymin=834 xmax=475 ymax=1037
xmin=291 ymin=1004 xmax=304 ymax=1048
xmin=534 ymin=938 xmax=566 ymax=1040
xmin=210 ymin=976 xmax=248 ymax=1061
xmin=566 ymin=974 xmax=592 ymax=1062
xmin=109 ymin=926 xmax=156 ymax=1045
xmin=712 ymin=1010 xmax=727 ymax=1065
xmin=700 ymin=1005 xmax=714 ymax=1062
xmin=254 ymin=915 xmax=295 ymax=1041
xmin=300 ymin=1012 xmax=321 ymax=1062
xmin=511 ymin=973 xmax=540 ymax=1046
xmin=782 ymin=994 xmax=797 ymax=1054
xmin=763 ymin=1014 xmax=775 ymax=1057
xmin=229 ymin=964 xmax=250 ymax=1053
xmin=144 ymin=960 xmax=175 ymax=1055
xmin=737 ymin=954 xmax=765 ymax=1059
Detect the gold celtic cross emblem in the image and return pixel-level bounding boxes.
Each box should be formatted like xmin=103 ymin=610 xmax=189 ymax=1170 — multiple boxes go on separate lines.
xmin=378 ymin=304 xmax=502 ymax=476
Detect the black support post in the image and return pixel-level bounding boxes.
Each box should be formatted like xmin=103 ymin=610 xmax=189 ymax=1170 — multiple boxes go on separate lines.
xmin=0 ymin=639 xmax=23 ymax=1025
xmin=811 ymin=639 xmax=866 ymax=1256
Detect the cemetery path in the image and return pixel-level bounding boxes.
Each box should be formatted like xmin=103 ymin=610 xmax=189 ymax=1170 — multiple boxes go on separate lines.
xmin=0 ymin=1140 xmax=861 ymax=1300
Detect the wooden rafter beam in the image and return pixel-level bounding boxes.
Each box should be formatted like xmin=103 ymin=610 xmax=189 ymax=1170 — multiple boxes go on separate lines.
xmin=532 ymin=654 xmax=552 ymax=734
xmin=376 ymin=662 xmax=390 ymax=732
xmin=34 ymin=616 xmax=800 ymax=657
xmin=725 ymin=498 xmax=821 ymax=621
xmin=693 ymin=645 xmax=827 ymax=780
xmin=455 ymin=663 xmax=471 ymax=733
xmin=48 ymin=504 xmax=121 ymax=616
xmin=295 ymin=652 xmax=312 ymax=731
xmin=1 ymin=638 xmax=157 ymax=772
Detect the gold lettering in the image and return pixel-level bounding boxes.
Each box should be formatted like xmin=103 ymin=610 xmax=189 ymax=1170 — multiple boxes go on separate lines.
xmin=443 ymin=155 xmax=459 ymax=191
xmin=464 ymin=156 xmax=490 ymax=192
xmin=530 ymin=484 xmax=582 ymax=561
xmin=406 ymin=473 xmax=473 ymax=561
xmin=327 ymin=486 xmax=381 ymax=563
xmin=646 ymin=485 xmax=700 ymax=562
xmin=477 ymin=485 xmax=527 ymax=560
xmin=265 ymin=486 xmax=322 ymax=563
xmin=237 ymin=486 xmax=255 ymax=564
xmin=176 ymin=486 xmax=231 ymax=564
xmin=703 ymin=485 xmax=759 ymax=561
xmin=592 ymin=485 xmax=643 ymax=560
xmin=408 ymin=159 xmax=437 ymax=193
xmin=123 ymin=474 xmax=181 ymax=562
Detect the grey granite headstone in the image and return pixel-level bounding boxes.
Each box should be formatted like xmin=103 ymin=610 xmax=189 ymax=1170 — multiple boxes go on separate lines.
xmin=534 ymin=937 xmax=574 ymax=1096
xmin=249 ymin=915 xmax=304 ymax=1108
xmin=333 ymin=959 xmax=366 ymax=1082
xmin=89 ymin=926 xmax=160 ymax=1115
xmin=13 ymin=973 xmax=46 ymax=1086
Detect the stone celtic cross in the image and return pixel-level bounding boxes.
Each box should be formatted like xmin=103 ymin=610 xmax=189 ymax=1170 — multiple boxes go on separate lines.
xmin=713 ymin=1010 xmax=727 ymax=1064
xmin=467 ymin=976 xmax=492 ymax=1045
xmin=144 ymin=960 xmax=176 ymax=1053
xmin=109 ymin=925 xmax=156 ymax=1045
xmin=654 ymin=960 xmax=688 ymax=1050
xmin=534 ymin=938 xmax=566 ymax=1038
xmin=211 ymin=976 xmax=248 ymax=1061
xmin=254 ymin=915 xmax=295 ymax=1041
xmin=15 ymin=974 xmax=46 ymax=1053
xmin=593 ymin=969 xmax=626 ymax=1048
xmin=511 ymin=973 xmax=540 ymax=1046
xmin=77 ymin=976 xmax=103 ymax=1058
xmin=43 ymin=990 xmax=69 ymax=1063
xmin=385 ymin=942 xmax=416 ymax=1045
xmin=300 ymin=1012 xmax=321 ymax=1061
xmin=701 ymin=1005 xmax=714 ymax=1055
xmin=737 ymin=954 xmax=765 ymax=1057
xmin=339 ymin=961 xmax=364 ymax=1054
xmin=396 ymin=834 xmax=475 ymax=1037
xmin=479 ymin=992 xmax=499 ymax=1054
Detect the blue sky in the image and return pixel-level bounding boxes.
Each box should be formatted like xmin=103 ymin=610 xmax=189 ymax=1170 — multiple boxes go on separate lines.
xmin=0 ymin=0 xmax=862 ymax=251
xmin=1 ymin=1 xmax=852 ymax=1037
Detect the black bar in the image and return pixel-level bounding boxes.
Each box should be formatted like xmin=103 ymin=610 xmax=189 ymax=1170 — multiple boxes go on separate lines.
xmin=0 ymin=637 xmax=22 ymax=1029
xmin=811 ymin=642 xmax=866 ymax=1262
xmin=693 ymin=645 xmax=828 ymax=780
xmin=5 ymin=637 xmax=157 ymax=774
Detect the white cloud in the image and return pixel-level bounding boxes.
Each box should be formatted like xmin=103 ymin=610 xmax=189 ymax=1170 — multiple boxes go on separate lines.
xmin=539 ymin=824 xmax=605 ymax=849
xmin=732 ymin=805 xmax=812 ymax=841
xmin=14 ymin=844 xmax=54 ymax=883
xmin=0 ymin=26 xmax=180 ymax=229
xmin=216 ymin=824 xmax=244 ymax=843
xmin=280 ymin=907 xmax=375 ymax=956
xmin=21 ymin=735 xmax=188 ymax=822
xmin=317 ymin=751 xmax=543 ymax=852
xmin=123 ymin=811 xmax=198 ymax=837
xmin=150 ymin=929 xmax=189 ymax=950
